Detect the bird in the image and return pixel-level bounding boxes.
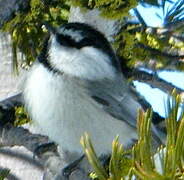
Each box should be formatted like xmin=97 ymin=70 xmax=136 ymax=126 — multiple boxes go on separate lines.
xmin=23 ymin=22 xmax=161 ymax=172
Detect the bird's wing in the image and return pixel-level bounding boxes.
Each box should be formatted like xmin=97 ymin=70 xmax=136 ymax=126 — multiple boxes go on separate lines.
xmin=84 ymin=76 xmax=140 ymax=128
xmin=87 ymin=80 xmax=163 ymax=145
xmin=90 ymin=90 xmax=141 ymax=129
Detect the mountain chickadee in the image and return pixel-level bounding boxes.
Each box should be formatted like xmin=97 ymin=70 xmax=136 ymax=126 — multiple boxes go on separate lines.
xmin=23 ymin=22 xmax=157 ymax=163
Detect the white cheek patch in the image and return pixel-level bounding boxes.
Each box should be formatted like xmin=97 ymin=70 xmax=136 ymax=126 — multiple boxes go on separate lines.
xmin=49 ymin=40 xmax=76 ymax=65
xmin=79 ymin=47 xmax=116 ymax=79
xmin=49 ymin=40 xmax=117 ymax=80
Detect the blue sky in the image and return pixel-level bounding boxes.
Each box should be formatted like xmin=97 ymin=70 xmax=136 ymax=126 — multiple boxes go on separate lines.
xmin=132 ymin=1 xmax=184 ymax=117
xmin=136 ymin=4 xmax=162 ymax=27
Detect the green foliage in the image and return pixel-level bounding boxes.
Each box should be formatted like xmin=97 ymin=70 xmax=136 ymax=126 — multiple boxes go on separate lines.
xmin=81 ymin=133 xmax=133 ymax=180
xmin=70 ymin=0 xmax=137 ymax=19
xmin=0 ymin=168 xmax=10 ymax=180
xmin=132 ymin=109 xmax=164 ymax=180
xmin=113 ymin=23 xmax=184 ymax=69
xmin=114 ymin=26 xmax=152 ymax=67
xmin=163 ymin=90 xmax=184 ymax=179
xmin=14 ymin=106 xmax=31 ymax=126
xmin=169 ymin=37 xmax=184 ymax=51
xmin=0 ymin=0 xmax=139 ymax=72
xmin=81 ymin=90 xmax=184 ymax=179
xmin=2 ymin=0 xmax=70 ymax=70
xmin=132 ymin=109 xmax=154 ymax=177
xmin=81 ymin=133 xmax=108 ymax=180
xmin=1 ymin=0 xmax=183 ymax=72
xmin=0 ymin=0 xmax=137 ymax=71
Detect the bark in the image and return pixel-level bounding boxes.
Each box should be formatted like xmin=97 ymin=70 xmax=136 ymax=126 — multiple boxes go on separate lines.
xmin=137 ymin=43 xmax=184 ymax=61
xmin=0 ymin=124 xmax=64 ymax=179
xmin=128 ymin=68 xmax=184 ymax=94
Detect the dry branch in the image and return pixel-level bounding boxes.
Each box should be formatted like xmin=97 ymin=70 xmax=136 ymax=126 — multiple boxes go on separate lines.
xmin=0 ymin=125 xmax=62 ymax=178
xmin=130 ymin=68 xmax=184 ymax=94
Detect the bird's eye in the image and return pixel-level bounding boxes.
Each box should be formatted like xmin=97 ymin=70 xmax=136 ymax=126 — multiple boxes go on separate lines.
xmin=56 ymin=34 xmax=96 ymax=49
xmin=78 ymin=37 xmax=95 ymax=48
xmin=56 ymin=34 xmax=76 ymax=47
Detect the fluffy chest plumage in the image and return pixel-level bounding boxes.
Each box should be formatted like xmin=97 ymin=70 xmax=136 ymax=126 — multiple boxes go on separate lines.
xmin=24 ymin=63 xmax=137 ymax=155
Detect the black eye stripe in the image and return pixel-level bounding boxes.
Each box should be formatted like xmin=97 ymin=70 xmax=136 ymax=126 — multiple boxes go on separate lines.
xmin=79 ymin=38 xmax=95 ymax=46
xmin=38 ymin=22 xmax=121 ymax=72
xmin=56 ymin=34 xmax=76 ymax=47
xmin=56 ymin=34 xmax=96 ymax=49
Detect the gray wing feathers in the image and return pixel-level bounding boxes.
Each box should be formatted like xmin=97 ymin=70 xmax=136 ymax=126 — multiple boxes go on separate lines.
xmin=91 ymin=92 xmax=141 ymax=128
xmin=88 ymin=79 xmax=163 ymax=145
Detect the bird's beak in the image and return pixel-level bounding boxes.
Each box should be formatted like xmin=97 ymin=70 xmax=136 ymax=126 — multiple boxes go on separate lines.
xmin=43 ymin=22 xmax=56 ymax=34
